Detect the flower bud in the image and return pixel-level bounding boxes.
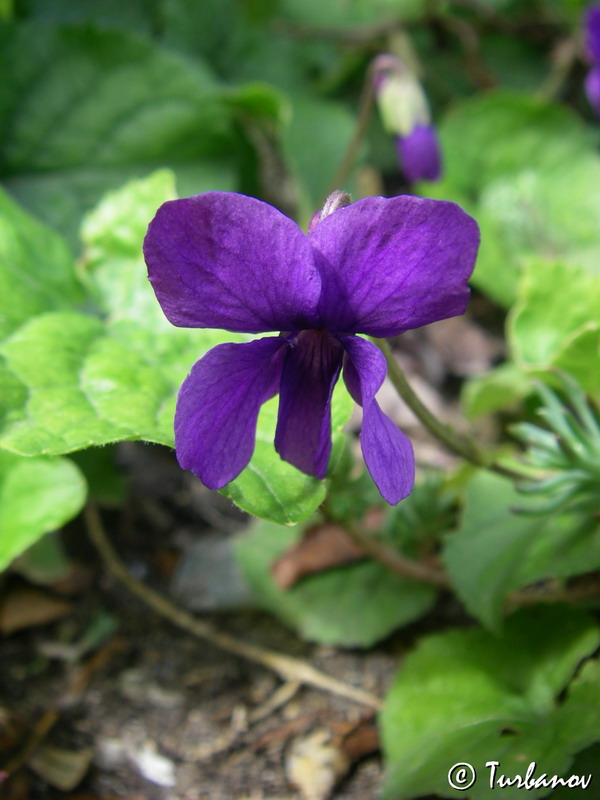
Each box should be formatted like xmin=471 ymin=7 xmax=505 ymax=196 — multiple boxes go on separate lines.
xmin=372 ymin=54 xmax=441 ymax=183
xmin=584 ymin=4 xmax=600 ymax=117
xmin=308 ymin=190 xmax=352 ymax=232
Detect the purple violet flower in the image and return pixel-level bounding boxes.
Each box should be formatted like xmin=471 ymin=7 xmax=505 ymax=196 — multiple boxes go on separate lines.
xmin=585 ymin=4 xmax=600 ymax=116
xmin=143 ymin=190 xmax=479 ymax=505
xmin=373 ymin=54 xmax=442 ymax=183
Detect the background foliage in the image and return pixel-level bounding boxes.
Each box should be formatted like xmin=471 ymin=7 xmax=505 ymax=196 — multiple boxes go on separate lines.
xmin=1 ymin=0 xmax=599 ymax=797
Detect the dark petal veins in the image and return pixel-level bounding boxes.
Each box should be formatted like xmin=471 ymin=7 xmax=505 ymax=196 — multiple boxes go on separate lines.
xmin=396 ymin=125 xmax=442 ymax=183
xmin=342 ymin=336 xmax=414 ymax=505
xmin=144 ymin=192 xmax=321 ymax=334
xmin=309 ymin=195 xmax=479 ymax=337
xmin=175 ymin=337 xmax=287 ymax=489
xmin=275 ymin=330 xmax=344 ymax=479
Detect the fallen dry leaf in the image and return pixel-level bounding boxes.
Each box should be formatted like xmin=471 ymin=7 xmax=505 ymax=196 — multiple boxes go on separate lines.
xmin=27 ymin=744 xmax=93 ymax=791
xmin=337 ymin=719 xmax=380 ymax=762
xmin=0 ymin=587 xmax=73 ymax=635
xmin=271 ymin=524 xmax=365 ymax=589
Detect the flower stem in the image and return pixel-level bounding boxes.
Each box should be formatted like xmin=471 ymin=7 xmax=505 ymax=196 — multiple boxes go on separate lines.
xmin=343 ymin=522 xmax=451 ymax=589
xmin=372 ymin=337 xmax=527 ymax=481
xmin=323 ymin=63 xmax=376 ymax=199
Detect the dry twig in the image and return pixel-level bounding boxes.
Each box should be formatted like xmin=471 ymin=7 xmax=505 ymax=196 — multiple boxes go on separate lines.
xmin=84 ymin=504 xmax=381 ymax=710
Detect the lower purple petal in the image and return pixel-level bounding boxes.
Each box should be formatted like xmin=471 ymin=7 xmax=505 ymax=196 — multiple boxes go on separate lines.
xmin=342 ymin=336 xmax=415 ymax=505
xmin=175 ymin=337 xmax=286 ymax=489
xmin=275 ymin=330 xmax=344 ymax=478
xmin=396 ymin=124 xmax=442 ymax=183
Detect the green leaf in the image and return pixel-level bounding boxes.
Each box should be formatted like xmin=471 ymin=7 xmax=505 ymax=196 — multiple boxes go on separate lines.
xmin=12 ymin=531 xmax=74 ymax=585
xmin=463 ymin=259 xmax=600 ymax=417
xmin=283 ymin=95 xmax=357 ymax=219
xmin=0 ymin=310 xmax=223 ymax=454
xmin=552 ymin=324 xmax=600 ymax=399
xmin=69 ymin=446 xmax=125 ymax=506
xmin=426 ymin=92 xmax=599 ymax=306
xmin=17 ymin=0 xmax=159 ymax=31
xmin=434 ymin=92 xmax=593 ymax=200
xmin=235 ymin=519 xmax=437 ymax=647
xmin=280 ymin=0 xmax=425 ymax=27
xmin=462 ymin=362 xmax=532 ymax=419
xmin=0 ymin=23 xmax=236 ymax=243
xmin=0 ymin=187 xmax=82 ymax=338
xmin=225 ymin=82 xmax=290 ymax=125
xmin=510 ymin=260 xmax=600 ymax=367
xmin=474 ymin=156 xmax=600 ymax=307
xmin=514 ymin=513 xmax=600 ymax=588
xmin=161 ymin=0 xmax=238 ymax=64
xmin=443 ymin=472 xmax=600 ymax=629
xmin=0 ymin=451 xmax=87 ymax=572
xmin=0 ymin=173 xmax=239 ymax=455
xmin=79 ymin=169 xmax=177 ymax=325
xmin=443 ymin=472 xmax=546 ymax=629
xmin=1 ymin=172 xmax=353 ymax=524
xmin=222 ymin=381 xmax=354 ymax=524
xmin=0 ymin=24 xmax=222 ymax=173
xmin=381 ymin=607 xmax=600 ymax=800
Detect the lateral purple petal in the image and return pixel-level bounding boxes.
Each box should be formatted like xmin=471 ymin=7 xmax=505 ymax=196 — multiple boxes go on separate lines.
xmin=342 ymin=336 xmax=414 ymax=504
xmin=144 ymin=192 xmax=321 ymax=334
xmin=396 ymin=125 xmax=442 ymax=183
xmin=275 ymin=331 xmax=343 ymax=478
xmin=175 ymin=338 xmax=286 ymax=489
xmin=309 ymin=195 xmax=480 ymax=337
xmin=586 ymin=4 xmax=600 ymax=64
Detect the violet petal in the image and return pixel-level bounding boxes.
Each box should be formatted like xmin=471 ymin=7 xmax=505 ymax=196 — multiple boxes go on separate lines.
xmin=342 ymin=336 xmax=414 ymax=504
xmin=396 ymin=124 xmax=442 ymax=183
xmin=585 ymin=67 xmax=600 ymax=116
xmin=144 ymin=192 xmax=321 ymax=333
xmin=309 ymin=195 xmax=480 ymax=337
xmin=586 ymin=4 xmax=600 ymax=64
xmin=175 ymin=337 xmax=286 ymax=489
xmin=274 ymin=331 xmax=344 ymax=478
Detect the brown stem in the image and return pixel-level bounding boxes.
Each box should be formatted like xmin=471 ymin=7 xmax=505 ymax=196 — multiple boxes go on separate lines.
xmin=84 ymin=504 xmax=381 ymax=710
xmin=345 ymin=516 xmax=600 ymax=610
xmin=343 ymin=522 xmax=451 ymax=589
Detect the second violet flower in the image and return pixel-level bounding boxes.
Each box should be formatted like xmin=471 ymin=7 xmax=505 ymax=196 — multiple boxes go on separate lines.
xmin=585 ymin=3 xmax=600 ymax=116
xmin=143 ymin=190 xmax=480 ymax=505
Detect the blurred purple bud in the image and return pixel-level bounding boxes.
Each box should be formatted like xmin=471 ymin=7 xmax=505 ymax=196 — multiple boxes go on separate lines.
xmin=372 ymin=54 xmax=442 ymax=183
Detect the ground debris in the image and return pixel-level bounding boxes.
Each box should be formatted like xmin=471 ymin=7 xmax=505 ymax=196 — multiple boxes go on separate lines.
xmin=286 ymin=728 xmax=351 ymax=800
xmin=271 ymin=525 xmax=365 ymax=589
xmin=0 ymin=586 xmax=73 ymax=635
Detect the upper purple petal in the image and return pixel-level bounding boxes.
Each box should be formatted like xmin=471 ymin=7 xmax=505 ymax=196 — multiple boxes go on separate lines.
xmin=144 ymin=192 xmax=321 ymax=334
xmin=341 ymin=336 xmax=414 ymax=505
xmin=586 ymin=4 xmax=600 ymax=64
xmin=309 ymin=195 xmax=480 ymax=338
xmin=585 ymin=67 xmax=600 ymax=116
xmin=175 ymin=337 xmax=286 ymax=489
xmin=396 ymin=124 xmax=442 ymax=183
xmin=274 ymin=330 xmax=343 ymax=478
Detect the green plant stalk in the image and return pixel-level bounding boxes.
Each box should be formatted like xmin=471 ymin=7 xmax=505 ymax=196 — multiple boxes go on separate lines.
xmin=323 ymin=63 xmax=376 ymax=200
xmin=372 ymin=337 xmax=527 ymax=481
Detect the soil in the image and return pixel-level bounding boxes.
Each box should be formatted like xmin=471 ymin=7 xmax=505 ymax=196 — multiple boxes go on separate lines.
xmin=0 ymin=322 xmax=491 ymax=799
